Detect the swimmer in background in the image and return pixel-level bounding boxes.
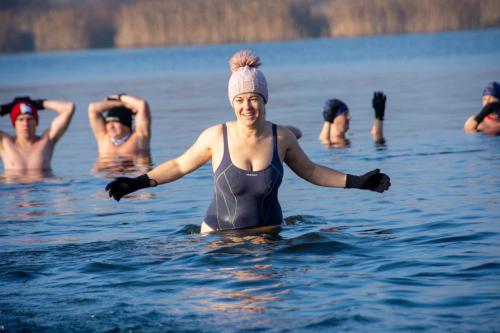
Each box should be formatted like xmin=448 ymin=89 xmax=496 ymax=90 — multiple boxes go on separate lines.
xmin=0 ymin=96 xmax=75 ymax=180
xmin=105 ymin=50 xmax=390 ymax=233
xmin=464 ymin=81 xmax=500 ymax=135
xmin=318 ymin=92 xmax=387 ymax=147
xmin=88 ymin=93 xmax=152 ymax=173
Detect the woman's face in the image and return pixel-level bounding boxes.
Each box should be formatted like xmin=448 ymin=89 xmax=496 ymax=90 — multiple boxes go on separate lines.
xmin=232 ymin=93 xmax=265 ymax=127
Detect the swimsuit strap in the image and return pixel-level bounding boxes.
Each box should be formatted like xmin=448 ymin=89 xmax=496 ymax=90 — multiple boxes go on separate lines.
xmin=271 ymin=124 xmax=280 ymax=163
xmin=219 ymin=123 xmax=231 ymax=169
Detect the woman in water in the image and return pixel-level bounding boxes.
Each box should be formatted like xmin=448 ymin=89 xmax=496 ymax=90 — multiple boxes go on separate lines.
xmin=105 ymin=50 xmax=391 ymax=233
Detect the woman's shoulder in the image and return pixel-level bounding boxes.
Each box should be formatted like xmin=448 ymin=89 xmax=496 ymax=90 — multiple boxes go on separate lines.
xmin=274 ymin=123 xmax=302 ymax=140
xmin=199 ymin=123 xmax=226 ymax=141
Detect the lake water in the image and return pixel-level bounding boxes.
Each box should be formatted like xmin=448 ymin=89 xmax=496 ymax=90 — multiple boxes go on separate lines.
xmin=1 ymin=29 xmax=499 ymax=332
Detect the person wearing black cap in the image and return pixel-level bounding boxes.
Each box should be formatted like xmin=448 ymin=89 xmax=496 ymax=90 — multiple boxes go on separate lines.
xmin=88 ymin=94 xmax=151 ymax=157
xmin=319 ymin=92 xmax=387 ymax=147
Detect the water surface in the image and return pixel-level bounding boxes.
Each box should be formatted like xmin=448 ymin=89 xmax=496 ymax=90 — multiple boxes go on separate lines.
xmin=1 ymin=29 xmax=499 ymax=332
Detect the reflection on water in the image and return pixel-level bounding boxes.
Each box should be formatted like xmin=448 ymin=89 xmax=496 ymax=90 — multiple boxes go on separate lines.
xmin=1 ymin=169 xmax=54 ymax=184
xmin=1 ymin=30 xmax=499 ymax=332
xmin=92 ymin=153 xmax=152 ymax=177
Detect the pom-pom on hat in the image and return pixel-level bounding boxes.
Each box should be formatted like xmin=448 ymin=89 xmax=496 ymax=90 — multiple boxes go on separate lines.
xmin=10 ymin=101 xmax=39 ymax=127
xmin=482 ymin=81 xmax=500 ymax=99
xmin=228 ymin=50 xmax=268 ymax=105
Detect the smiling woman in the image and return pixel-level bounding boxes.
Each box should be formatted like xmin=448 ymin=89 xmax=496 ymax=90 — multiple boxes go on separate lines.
xmin=104 ymin=50 xmax=391 ymax=232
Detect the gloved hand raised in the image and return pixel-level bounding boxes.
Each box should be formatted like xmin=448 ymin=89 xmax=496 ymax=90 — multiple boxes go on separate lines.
xmin=105 ymin=173 xmax=157 ymax=201
xmin=372 ymin=91 xmax=386 ymax=121
xmin=345 ymin=169 xmax=391 ymax=193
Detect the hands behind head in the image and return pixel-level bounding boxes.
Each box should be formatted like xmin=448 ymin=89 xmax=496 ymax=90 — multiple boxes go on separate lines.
xmin=372 ymin=92 xmax=386 ymax=120
xmin=0 ymin=96 xmax=45 ymax=116
xmin=106 ymin=93 xmax=127 ymax=102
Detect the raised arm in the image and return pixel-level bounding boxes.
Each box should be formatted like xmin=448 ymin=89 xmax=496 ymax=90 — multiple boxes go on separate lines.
xmin=371 ymin=91 xmax=386 ymax=145
xmin=119 ymin=94 xmax=151 ymax=139
xmin=88 ymin=99 xmax=123 ymax=140
xmin=44 ymin=100 xmax=76 ymax=142
xmin=105 ymin=126 xmax=216 ymax=201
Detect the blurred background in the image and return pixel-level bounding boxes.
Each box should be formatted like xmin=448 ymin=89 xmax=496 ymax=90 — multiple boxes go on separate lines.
xmin=1 ymin=0 xmax=500 ymax=54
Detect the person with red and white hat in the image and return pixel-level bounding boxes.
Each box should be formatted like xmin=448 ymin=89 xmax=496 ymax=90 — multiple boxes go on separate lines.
xmin=0 ymin=96 xmax=75 ymax=173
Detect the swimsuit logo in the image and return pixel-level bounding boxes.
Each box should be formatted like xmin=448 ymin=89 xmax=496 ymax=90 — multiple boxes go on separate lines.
xmin=246 ymin=173 xmax=258 ymax=177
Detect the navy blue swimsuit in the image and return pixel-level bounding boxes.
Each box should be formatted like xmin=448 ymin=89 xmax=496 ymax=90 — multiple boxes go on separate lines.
xmin=204 ymin=123 xmax=284 ymax=231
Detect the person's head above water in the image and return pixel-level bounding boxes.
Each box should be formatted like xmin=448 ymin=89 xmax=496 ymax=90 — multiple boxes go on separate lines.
xmin=10 ymin=100 xmax=39 ymax=127
xmin=105 ymin=106 xmax=132 ymax=129
xmin=482 ymin=81 xmax=500 ymax=107
xmin=482 ymin=81 xmax=500 ymax=99
xmin=228 ymin=50 xmax=268 ymax=105
xmin=322 ymin=99 xmax=349 ymax=123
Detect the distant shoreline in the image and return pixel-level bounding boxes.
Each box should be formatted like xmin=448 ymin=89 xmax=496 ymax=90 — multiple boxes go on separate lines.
xmin=1 ymin=0 xmax=499 ymax=55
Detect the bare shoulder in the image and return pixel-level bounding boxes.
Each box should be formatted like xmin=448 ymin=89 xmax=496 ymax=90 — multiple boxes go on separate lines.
xmin=194 ymin=123 xmax=224 ymax=150
xmin=200 ymin=123 xmax=223 ymax=140
xmin=276 ymin=124 xmax=299 ymax=143
xmin=0 ymin=130 xmax=14 ymax=145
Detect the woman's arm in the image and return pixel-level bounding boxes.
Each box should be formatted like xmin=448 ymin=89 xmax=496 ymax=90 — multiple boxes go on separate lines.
xmin=147 ymin=128 xmax=213 ymax=184
xmin=105 ymin=126 xmax=216 ymax=201
xmin=283 ymin=127 xmax=390 ymax=192
xmin=285 ymin=127 xmax=346 ymax=187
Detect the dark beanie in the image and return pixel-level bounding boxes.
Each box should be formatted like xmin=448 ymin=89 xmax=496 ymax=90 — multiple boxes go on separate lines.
xmin=105 ymin=107 xmax=133 ymax=128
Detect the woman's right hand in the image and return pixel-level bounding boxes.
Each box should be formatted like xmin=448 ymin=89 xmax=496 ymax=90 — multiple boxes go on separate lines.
xmin=105 ymin=174 xmax=156 ymax=201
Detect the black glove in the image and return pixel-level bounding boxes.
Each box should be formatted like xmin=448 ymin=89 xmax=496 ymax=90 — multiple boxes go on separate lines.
xmin=105 ymin=173 xmax=157 ymax=201
xmin=1 ymin=96 xmax=30 ymax=116
xmin=323 ymin=99 xmax=347 ymax=123
xmin=0 ymin=102 xmax=13 ymax=116
xmin=372 ymin=92 xmax=386 ymax=121
xmin=345 ymin=169 xmax=391 ymax=193
xmin=12 ymin=96 xmax=45 ymax=110
xmin=31 ymin=98 xmax=46 ymax=110
xmin=473 ymin=101 xmax=500 ymax=123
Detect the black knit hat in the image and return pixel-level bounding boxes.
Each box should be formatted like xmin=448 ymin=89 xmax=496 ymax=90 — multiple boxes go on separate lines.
xmin=105 ymin=107 xmax=132 ymax=128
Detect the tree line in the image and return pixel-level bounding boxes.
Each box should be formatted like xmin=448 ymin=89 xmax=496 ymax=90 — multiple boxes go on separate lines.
xmin=1 ymin=0 xmax=499 ymax=53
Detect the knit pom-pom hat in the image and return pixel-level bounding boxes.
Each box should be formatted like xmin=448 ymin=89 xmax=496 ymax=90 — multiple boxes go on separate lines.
xmin=228 ymin=50 xmax=268 ymax=105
